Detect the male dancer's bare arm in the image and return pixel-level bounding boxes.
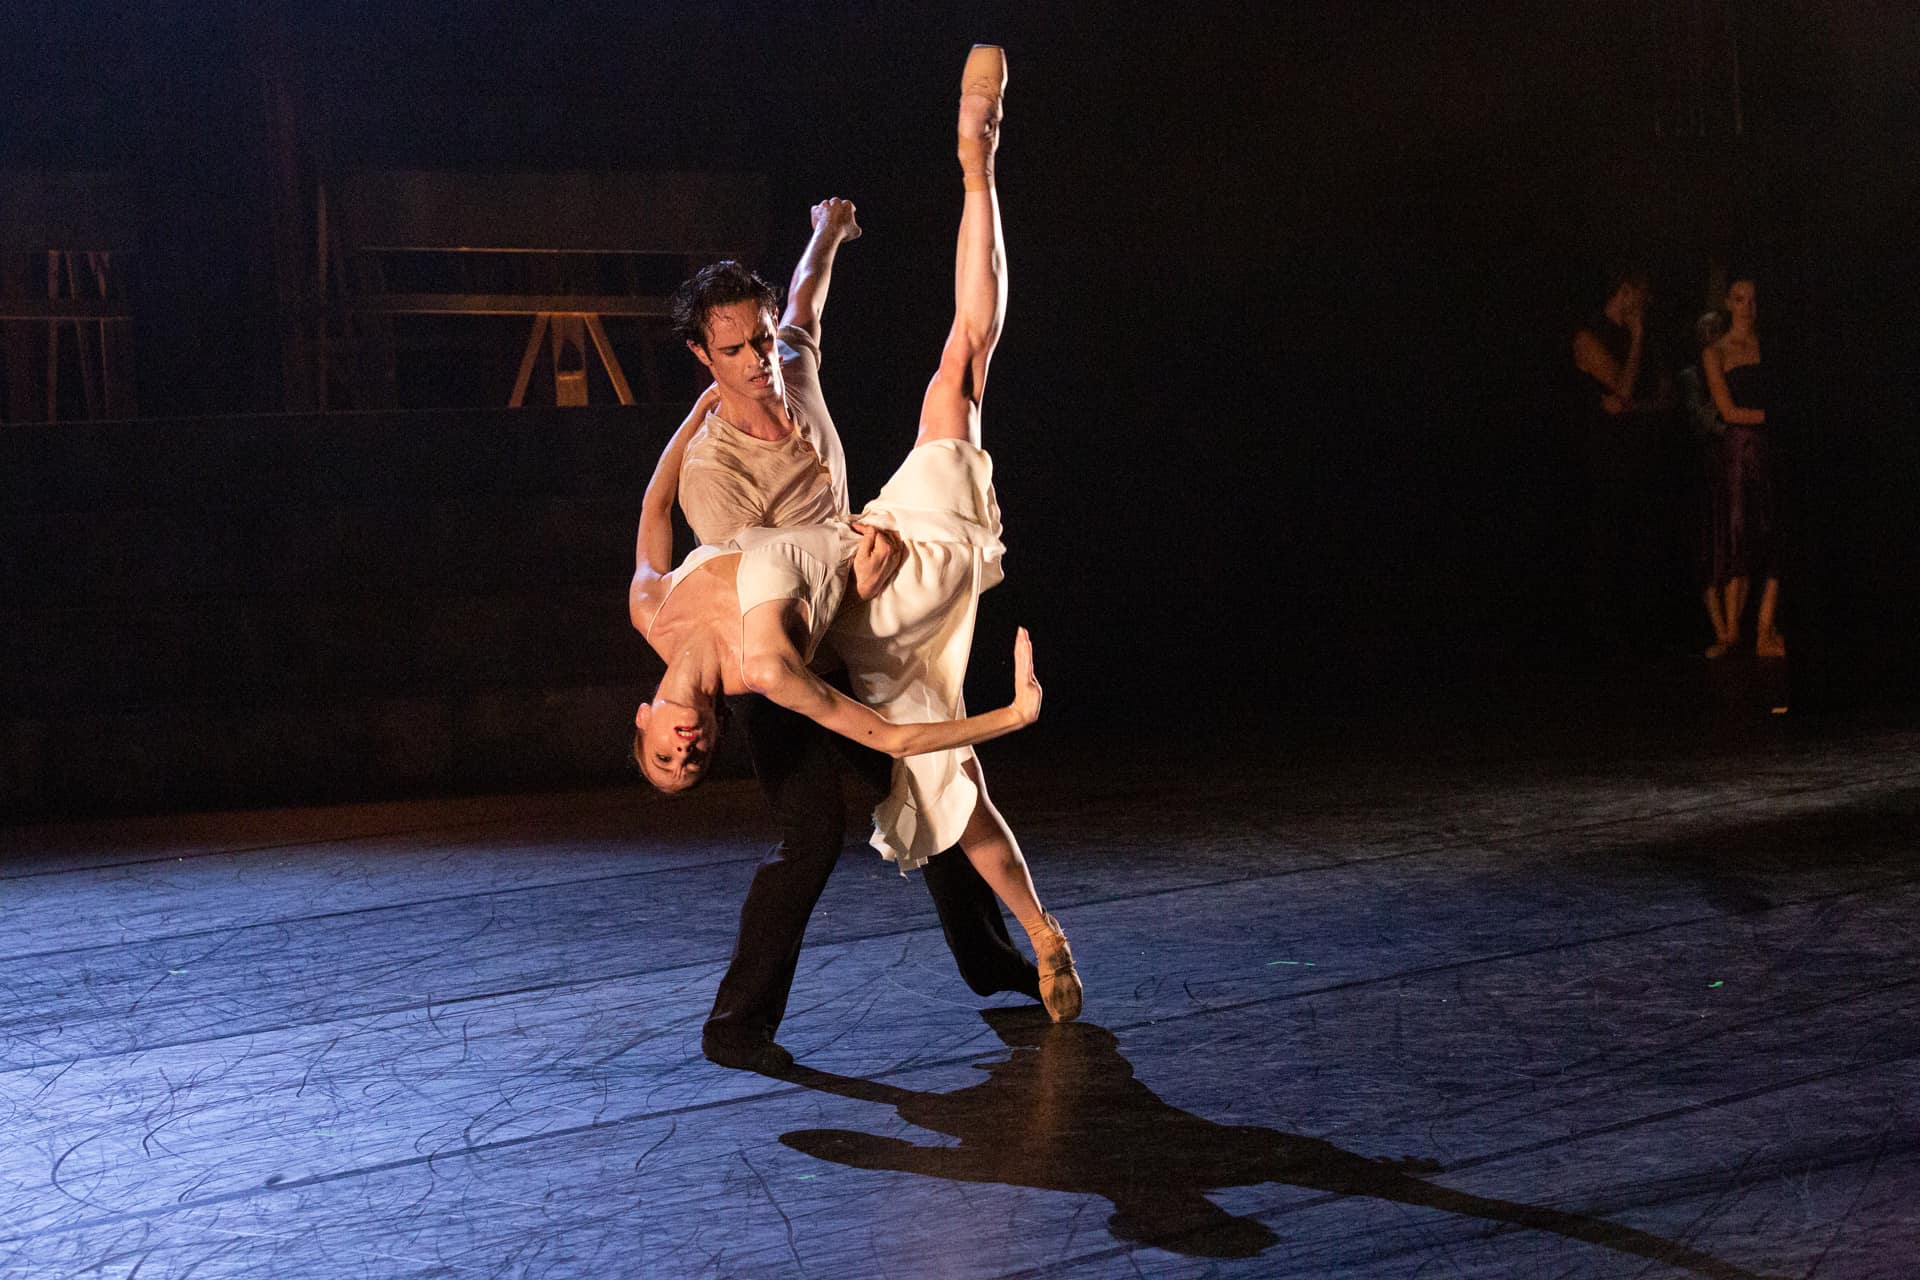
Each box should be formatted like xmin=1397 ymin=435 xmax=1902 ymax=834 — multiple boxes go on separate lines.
xmin=1573 ymin=321 xmax=1644 ymax=415
xmin=782 ymin=198 xmax=862 ymax=343
xmin=740 ymin=604 xmax=1041 ymax=758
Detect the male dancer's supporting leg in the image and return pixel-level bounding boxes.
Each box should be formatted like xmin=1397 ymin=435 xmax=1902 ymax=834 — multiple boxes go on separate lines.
xmin=700 ymin=693 xmax=845 ymax=1075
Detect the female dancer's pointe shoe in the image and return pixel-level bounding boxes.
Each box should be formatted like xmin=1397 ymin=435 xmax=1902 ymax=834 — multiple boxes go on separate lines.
xmin=958 ymin=45 xmax=1006 ymax=189
xmin=1024 ymin=912 xmax=1082 ymax=1023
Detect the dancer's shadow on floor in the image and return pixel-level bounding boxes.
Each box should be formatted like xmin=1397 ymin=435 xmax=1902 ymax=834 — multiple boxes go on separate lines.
xmin=781 ymin=1009 xmax=1773 ymax=1277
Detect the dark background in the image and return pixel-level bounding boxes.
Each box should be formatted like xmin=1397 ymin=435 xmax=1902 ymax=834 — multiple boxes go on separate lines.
xmin=4 ymin=1 xmax=1918 ymax=814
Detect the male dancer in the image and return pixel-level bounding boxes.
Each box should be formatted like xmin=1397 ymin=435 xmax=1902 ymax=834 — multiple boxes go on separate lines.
xmin=651 ymin=191 xmax=1040 ymax=1075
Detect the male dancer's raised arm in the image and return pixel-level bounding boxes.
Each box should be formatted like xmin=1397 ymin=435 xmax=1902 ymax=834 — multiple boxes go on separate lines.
xmin=781 ymin=198 xmax=861 ymax=347
xmin=675 ymin=201 xmax=862 ymax=546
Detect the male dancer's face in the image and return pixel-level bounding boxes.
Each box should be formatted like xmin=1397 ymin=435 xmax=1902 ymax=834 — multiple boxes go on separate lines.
xmin=690 ymin=301 xmax=785 ymax=409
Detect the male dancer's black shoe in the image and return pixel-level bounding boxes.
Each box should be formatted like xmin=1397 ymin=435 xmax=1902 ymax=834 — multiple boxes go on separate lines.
xmin=701 ymin=1029 xmax=795 ymax=1076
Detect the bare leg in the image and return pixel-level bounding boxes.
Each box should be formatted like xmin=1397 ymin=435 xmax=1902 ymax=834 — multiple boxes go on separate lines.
xmin=1704 ymin=585 xmax=1732 ymax=659
xmin=1755 ymin=578 xmax=1786 ymax=657
xmin=907 ymin=51 xmax=1072 ymax=1016
xmin=954 ymin=759 xmax=1081 ymax=1022
xmin=916 ymin=46 xmax=1008 ymax=451
xmin=955 ymin=763 xmax=1043 ymax=926
xmin=1724 ymin=577 xmax=1749 ymax=648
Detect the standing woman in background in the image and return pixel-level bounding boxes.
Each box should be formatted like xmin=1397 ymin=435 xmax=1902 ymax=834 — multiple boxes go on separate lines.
xmin=1682 ymin=307 xmax=1733 ymax=653
xmin=1701 ymin=274 xmax=1786 ymax=658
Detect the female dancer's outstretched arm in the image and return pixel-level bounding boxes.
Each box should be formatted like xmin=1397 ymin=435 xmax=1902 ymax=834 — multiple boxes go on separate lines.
xmin=739 ymin=603 xmax=1041 ymax=757
xmin=629 ymin=387 xmax=720 ymax=628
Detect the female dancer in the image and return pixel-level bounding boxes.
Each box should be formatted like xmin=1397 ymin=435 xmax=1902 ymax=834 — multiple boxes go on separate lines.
xmin=1700 ymin=275 xmax=1785 ymax=658
xmin=1682 ymin=308 xmax=1732 ymax=650
xmin=627 ymin=47 xmax=1082 ymax=1021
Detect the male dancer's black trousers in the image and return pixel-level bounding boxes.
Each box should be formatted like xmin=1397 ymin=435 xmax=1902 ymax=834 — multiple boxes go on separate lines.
xmin=704 ymin=676 xmax=1040 ymax=1050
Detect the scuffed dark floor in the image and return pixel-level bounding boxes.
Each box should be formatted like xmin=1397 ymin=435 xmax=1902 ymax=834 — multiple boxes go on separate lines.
xmin=3 ymin=681 xmax=1914 ymax=1278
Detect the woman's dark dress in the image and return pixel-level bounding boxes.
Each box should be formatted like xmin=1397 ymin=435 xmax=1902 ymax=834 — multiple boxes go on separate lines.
xmin=1707 ymin=361 xmax=1774 ymax=583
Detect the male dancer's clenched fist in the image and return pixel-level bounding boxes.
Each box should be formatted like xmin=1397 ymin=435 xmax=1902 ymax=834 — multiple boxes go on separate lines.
xmin=811 ymin=197 xmax=862 ymax=242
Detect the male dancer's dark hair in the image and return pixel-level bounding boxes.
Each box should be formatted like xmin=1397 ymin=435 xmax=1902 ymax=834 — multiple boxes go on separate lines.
xmin=670 ymin=260 xmax=782 ymax=348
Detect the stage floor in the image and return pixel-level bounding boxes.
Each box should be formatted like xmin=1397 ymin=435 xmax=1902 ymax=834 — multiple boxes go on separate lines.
xmin=4 ymin=689 xmax=1916 ymax=1278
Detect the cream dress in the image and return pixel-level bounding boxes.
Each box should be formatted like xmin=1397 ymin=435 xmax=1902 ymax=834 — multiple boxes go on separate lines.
xmin=831 ymin=439 xmax=1005 ymax=872
xmin=662 ymin=438 xmax=1005 ymax=873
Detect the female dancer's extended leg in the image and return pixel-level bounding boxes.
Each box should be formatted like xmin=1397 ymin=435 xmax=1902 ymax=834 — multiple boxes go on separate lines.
xmin=914 ymin=46 xmax=1009 ymax=451
xmin=910 ymin=46 xmax=1082 ymax=1022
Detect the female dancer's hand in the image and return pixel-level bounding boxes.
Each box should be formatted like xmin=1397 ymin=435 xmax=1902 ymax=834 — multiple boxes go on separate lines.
xmin=849 ymin=523 xmax=905 ymax=600
xmin=1012 ymin=627 xmax=1042 ymax=725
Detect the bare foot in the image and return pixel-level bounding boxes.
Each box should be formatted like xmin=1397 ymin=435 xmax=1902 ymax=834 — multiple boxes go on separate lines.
xmin=1705 ymin=641 xmax=1732 ymax=660
xmin=1756 ymin=633 xmax=1786 ymax=659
